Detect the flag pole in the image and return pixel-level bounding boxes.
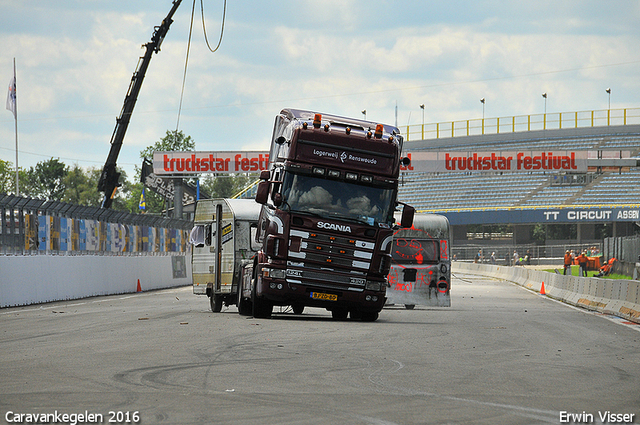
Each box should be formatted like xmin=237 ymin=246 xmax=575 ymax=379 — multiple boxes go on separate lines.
xmin=13 ymin=58 xmax=19 ymax=196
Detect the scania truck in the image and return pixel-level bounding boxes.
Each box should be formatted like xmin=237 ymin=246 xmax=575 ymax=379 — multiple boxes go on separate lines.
xmin=248 ymin=109 xmax=414 ymax=321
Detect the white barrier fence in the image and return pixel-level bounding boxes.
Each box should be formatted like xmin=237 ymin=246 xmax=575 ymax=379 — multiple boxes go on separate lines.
xmin=452 ymin=262 xmax=640 ymax=324
xmin=0 ymin=255 xmax=191 ymax=308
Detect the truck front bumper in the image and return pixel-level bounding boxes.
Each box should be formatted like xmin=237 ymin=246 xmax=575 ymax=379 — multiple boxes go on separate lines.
xmin=259 ymin=277 xmax=386 ymax=312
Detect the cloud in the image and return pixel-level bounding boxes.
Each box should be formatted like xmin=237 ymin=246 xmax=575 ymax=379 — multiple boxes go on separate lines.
xmin=1 ymin=0 xmax=639 ymax=185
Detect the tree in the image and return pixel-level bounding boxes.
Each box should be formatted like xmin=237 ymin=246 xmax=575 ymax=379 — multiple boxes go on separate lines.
xmin=138 ymin=130 xmax=196 ymax=214
xmin=139 ymin=130 xmax=195 ymax=164
xmin=21 ymin=158 xmax=68 ymax=200
xmin=62 ymin=165 xmax=103 ymax=206
xmin=200 ymin=174 xmax=254 ymax=198
xmin=0 ymin=159 xmax=15 ymax=194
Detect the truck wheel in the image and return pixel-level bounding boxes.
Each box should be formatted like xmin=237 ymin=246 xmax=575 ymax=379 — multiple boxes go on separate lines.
xmin=349 ymin=310 xmax=362 ymax=320
xmin=251 ymin=277 xmax=272 ymax=319
xmin=210 ymin=294 xmax=223 ymax=313
xmin=292 ymin=304 xmax=304 ymax=315
xmin=237 ymin=290 xmax=252 ymax=316
xmin=360 ymin=311 xmax=379 ymax=322
xmin=331 ymin=308 xmax=348 ymax=320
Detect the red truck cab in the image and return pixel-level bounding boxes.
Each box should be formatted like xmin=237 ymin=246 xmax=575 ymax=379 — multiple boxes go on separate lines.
xmin=247 ymin=109 xmax=413 ymax=321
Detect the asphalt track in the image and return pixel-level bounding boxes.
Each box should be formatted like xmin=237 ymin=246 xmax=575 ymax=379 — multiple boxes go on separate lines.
xmin=1 ymin=272 xmax=638 ymax=425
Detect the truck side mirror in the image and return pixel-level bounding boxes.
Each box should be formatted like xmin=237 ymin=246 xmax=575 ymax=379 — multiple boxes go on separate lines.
xmin=259 ymin=170 xmax=270 ymax=180
xmin=400 ymin=204 xmax=415 ymax=228
xmin=255 ymin=181 xmax=269 ymax=205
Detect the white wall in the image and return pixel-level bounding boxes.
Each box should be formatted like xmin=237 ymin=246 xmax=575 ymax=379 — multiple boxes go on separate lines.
xmin=453 ymin=262 xmax=640 ymax=324
xmin=0 ymin=255 xmax=191 ymax=308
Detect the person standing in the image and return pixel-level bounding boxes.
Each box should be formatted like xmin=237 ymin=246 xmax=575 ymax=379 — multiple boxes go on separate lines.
xmin=577 ymin=251 xmax=588 ymax=277
xmin=563 ymin=250 xmax=572 ymax=275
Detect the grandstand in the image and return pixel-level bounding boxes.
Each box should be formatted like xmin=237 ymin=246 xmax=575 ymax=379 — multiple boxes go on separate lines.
xmin=399 ymin=123 xmax=640 ymax=251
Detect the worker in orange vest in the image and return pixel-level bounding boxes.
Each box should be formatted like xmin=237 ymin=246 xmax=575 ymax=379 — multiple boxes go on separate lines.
xmin=577 ymin=251 xmax=589 ymax=277
xmin=563 ymin=250 xmax=572 ymax=275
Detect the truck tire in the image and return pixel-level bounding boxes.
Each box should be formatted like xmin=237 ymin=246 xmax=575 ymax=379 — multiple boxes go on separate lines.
xmin=360 ymin=311 xmax=379 ymax=322
xmin=210 ymin=294 xmax=223 ymax=313
xmin=292 ymin=304 xmax=304 ymax=315
xmin=237 ymin=290 xmax=252 ymax=316
xmin=331 ymin=308 xmax=349 ymax=320
xmin=405 ymin=304 xmax=415 ymax=310
xmin=349 ymin=310 xmax=362 ymax=320
xmin=251 ymin=276 xmax=272 ymax=319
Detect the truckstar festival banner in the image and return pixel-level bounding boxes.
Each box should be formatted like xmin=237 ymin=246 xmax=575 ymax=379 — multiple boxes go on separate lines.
xmin=401 ymin=150 xmax=588 ymax=173
xmin=153 ymin=151 xmax=269 ymax=175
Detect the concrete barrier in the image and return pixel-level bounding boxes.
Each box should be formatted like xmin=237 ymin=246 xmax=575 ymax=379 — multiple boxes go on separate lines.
xmin=0 ymin=255 xmax=191 ymax=308
xmin=452 ymin=262 xmax=640 ymax=324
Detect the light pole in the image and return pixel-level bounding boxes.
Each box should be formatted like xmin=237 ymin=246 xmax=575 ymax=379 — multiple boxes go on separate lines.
xmin=420 ymin=104 xmax=425 ymax=139
xmin=606 ymin=88 xmax=611 ymax=125
xmin=361 ymin=109 xmax=366 ymax=120
xmin=480 ymin=98 xmax=485 ymax=134
xmin=542 ymin=93 xmax=547 ymax=129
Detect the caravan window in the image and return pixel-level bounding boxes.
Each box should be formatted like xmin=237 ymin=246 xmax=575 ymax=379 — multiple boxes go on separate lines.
xmin=189 ymin=224 xmax=212 ymax=247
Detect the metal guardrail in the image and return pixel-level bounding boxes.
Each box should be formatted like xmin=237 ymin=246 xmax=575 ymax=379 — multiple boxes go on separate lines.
xmin=604 ymin=235 xmax=640 ymax=266
xmin=0 ymin=193 xmax=192 ymax=256
xmin=452 ymin=243 xmax=603 ymax=265
xmin=405 ymin=107 xmax=640 ymax=141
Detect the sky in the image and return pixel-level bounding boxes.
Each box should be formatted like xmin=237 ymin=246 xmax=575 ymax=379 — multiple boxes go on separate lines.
xmin=1 ymin=0 xmax=639 ymax=184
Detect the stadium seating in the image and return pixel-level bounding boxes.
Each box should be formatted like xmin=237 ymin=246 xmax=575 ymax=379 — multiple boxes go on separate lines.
xmin=399 ymin=130 xmax=640 ymax=210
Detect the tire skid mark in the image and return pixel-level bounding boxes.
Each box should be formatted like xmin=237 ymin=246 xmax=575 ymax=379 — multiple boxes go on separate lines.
xmin=365 ymin=358 xmax=559 ymax=423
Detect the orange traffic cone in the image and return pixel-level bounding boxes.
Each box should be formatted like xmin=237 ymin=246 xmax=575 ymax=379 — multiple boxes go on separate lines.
xmin=136 ymin=279 xmax=142 ymax=293
xmin=540 ymin=281 xmax=546 ymax=295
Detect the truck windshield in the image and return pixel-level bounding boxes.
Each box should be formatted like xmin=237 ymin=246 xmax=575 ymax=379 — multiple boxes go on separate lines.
xmin=281 ymin=172 xmax=395 ymax=226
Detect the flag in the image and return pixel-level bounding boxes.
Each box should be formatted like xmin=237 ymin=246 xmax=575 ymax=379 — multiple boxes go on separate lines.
xmin=139 ymin=188 xmax=146 ymax=212
xmin=6 ymin=74 xmax=16 ymax=119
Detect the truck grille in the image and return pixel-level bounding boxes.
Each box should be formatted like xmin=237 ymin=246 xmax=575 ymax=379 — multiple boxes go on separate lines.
xmin=286 ymin=228 xmax=374 ymax=289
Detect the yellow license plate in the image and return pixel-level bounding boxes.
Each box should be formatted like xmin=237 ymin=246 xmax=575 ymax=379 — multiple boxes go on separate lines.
xmin=310 ymin=292 xmax=338 ymax=301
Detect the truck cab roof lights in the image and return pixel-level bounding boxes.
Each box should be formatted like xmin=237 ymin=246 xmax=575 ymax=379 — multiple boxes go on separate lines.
xmin=345 ymin=127 xmax=351 ymax=135
xmin=324 ymin=124 xmax=330 ymax=132
xmin=313 ymin=113 xmax=322 ymax=128
xmin=374 ymin=124 xmax=384 ymax=139
xmin=346 ymin=172 xmax=358 ymax=181
xmin=312 ymin=167 xmax=326 ymax=176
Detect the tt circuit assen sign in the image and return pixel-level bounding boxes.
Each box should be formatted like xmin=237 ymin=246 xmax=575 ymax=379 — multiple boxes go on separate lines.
xmin=153 ymin=151 xmax=269 ymax=175
xmin=441 ymin=207 xmax=640 ymax=226
xmin=402 ymin=150 xmax=588 ymax=173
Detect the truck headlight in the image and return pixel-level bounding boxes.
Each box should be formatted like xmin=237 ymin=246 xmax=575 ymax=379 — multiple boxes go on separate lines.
xmin=263 ymin=268 xmax=286 ymax=279
xmin=365 ymin=281 xmax=383 ymax=291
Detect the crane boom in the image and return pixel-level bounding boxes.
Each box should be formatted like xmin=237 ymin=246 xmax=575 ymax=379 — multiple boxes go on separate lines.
xmin=98 ymin=0 xmax=183 ymax=208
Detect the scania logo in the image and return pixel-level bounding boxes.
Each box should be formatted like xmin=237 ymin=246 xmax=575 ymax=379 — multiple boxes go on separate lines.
xmin=317 ymin=221 xmax=352 ymax=233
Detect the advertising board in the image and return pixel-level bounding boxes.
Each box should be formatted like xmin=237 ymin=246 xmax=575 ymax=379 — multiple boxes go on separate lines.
xmin=401 ymin=150 xmax=589 ymax=173
xmin=153 ymin=151 xmax=269 ymax=175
